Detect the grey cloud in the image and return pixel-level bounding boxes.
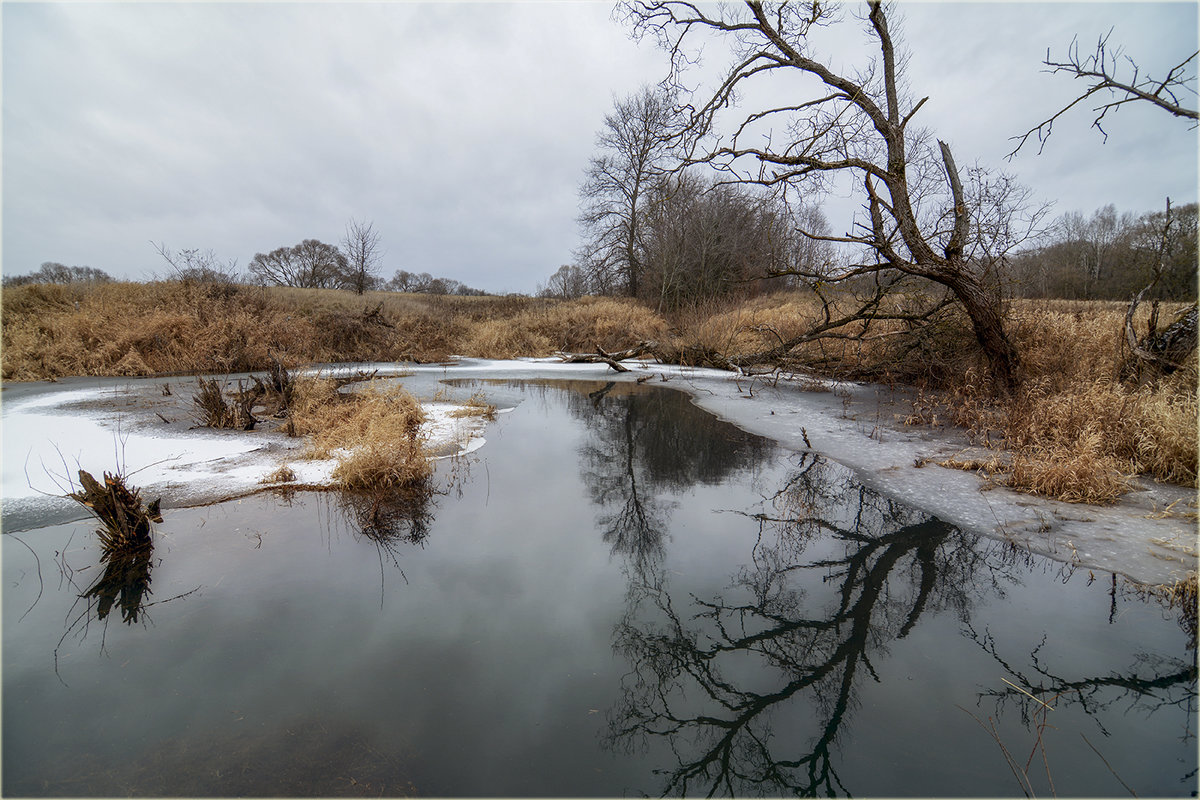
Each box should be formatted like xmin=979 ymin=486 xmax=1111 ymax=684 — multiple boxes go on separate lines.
xmin=3 ymin=2 xmax=1196 ymax=291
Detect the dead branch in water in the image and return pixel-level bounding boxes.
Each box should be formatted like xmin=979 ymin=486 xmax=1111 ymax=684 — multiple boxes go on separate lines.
xmin=69 ymin=469 xmax=162 ymax=552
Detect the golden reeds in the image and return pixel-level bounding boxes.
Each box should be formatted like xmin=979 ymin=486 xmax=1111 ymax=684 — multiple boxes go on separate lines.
xmin=290 ymin=378 xmax=432 ymax=492
xmin=5 ymin=283 xmax=1195 ymax=503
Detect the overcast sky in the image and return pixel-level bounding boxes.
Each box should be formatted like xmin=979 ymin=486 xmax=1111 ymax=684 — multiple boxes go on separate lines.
xmin=3 ymin=1 xmax=1197 ymax=294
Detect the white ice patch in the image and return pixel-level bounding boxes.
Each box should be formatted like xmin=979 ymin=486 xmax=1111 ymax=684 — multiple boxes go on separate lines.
xmin=3 ymin=413 xmax=264 ymax=501
xmin=0 ymin=376 xmax=491 ymax=528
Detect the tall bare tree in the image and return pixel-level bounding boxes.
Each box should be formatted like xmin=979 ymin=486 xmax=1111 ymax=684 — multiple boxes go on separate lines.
xmin=340 ymin=218 xmax=383 ymax=295
xmin=625 ymin=0 xmax=1039 ymax=389
xmin=1009 ymin=29 xmax=1199 ymax=157
xmin=576 ymin=84 xmax=680 ymax=298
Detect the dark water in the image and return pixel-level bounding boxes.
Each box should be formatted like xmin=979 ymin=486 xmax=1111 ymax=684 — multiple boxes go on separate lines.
xmin=3 ymin=380 xmax=1195 ymax=797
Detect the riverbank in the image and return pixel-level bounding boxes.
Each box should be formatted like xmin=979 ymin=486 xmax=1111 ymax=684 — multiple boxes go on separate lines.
xmin=4 ymin=283 xmax=1195 ymax=510
xmin=2 ymin=359 xmax=1194 ymax=588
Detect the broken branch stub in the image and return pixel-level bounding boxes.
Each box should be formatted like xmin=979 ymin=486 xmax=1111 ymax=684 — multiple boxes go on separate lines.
xmin=70 ymin=469 xmax=162 ymax=552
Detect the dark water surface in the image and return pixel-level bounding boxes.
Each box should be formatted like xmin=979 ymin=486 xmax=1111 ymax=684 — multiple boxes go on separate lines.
xmin=3 ymin=380 xmax=1195 ymax=797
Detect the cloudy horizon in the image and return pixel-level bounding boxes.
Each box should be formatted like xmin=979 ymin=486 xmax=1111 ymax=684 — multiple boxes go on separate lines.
xmin=4 ymin=1 xmax=1197 ymax=294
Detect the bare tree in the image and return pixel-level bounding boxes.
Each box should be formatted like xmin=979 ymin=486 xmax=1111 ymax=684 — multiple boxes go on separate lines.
xmin=539 ymin=263 xmax=590 ymax=299
xmin=576 ymin=84 xmax=680 ymax=298
xmin=625 ymin=0 xmax=1033 ymax=389
xmin=247 ymin=239 xmax=348 ymax=289
xmin=340 ymin=218 xmax=383 ymax=295
xmin=152 ymin=242 xmax=240 ymax=284
xmin=639 ymin=171 xmax=794 ymax=309
xmin=1010 ymin=29 xmax=1199 ymax=157
xmin=2 ymin=262 xmax=114 ymax=287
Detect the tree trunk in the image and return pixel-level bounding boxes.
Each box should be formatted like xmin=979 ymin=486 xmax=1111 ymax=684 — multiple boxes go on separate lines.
xmin=942 ymin=269 xmax=1022 ymax=392
xmin=1122 ymin=301 xmax=1198 ymax=382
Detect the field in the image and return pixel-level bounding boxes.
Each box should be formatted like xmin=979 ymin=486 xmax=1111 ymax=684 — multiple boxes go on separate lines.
xmin=2 ymin=281 xmax=1195 ymax=503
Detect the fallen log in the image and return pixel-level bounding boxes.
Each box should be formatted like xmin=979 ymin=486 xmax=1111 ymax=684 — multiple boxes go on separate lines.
xmin=595 ymin=345 xmax=630 ymax=372
xmin=1122 ymin=297 xmax=1198 ymax=383
xmin=556 ymin=342 xmax=658 ymax=366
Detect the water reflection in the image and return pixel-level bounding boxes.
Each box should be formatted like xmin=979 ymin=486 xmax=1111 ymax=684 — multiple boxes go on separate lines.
xmin=335 ymin=488 xmax=435 ymax=551
xmin=968 ymin=620 xmax=1197 ymax=788
xmin=567 ymin=380 xmax=775 ymax=568
xmin=602 ymin=451 xmax=1026 ymax=796
xmin=81 ymin=545 xmax=155 ymax=625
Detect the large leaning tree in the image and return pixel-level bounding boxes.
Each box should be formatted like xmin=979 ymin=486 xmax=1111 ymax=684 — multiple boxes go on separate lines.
xmin=625 ymin=0 xmax=1033 ymax=389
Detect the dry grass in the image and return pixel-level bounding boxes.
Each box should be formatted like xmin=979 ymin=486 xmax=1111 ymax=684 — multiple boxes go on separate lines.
xmin=448 ymin=392 xmax=497 ymax=420
xmin=4 ymin=282 xmax=1194 ymax=503
xmin=288 ymin=378 xmax=432 ymax=491
xmin=920 ymin=299 xmax=1199 ymax=502
xmin=457 ymin=295 xmax=669 ymax=358
xmin=260 ymin=465 xmax=298 ymax=484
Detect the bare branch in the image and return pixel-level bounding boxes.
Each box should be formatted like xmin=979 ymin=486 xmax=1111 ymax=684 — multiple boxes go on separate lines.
xmin=1009 ymin=30 xmax=1198 ymax=158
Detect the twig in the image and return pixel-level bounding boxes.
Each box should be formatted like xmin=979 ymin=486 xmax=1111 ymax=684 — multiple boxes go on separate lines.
xmin=1081 ymin=734 xmax=1138 ymax=797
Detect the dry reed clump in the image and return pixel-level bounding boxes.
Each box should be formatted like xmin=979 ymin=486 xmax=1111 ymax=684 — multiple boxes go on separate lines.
xmin=459 ymin=321 xmax=554 ymax=359
xmin=457 ymin=296 xmax=669 ymax=358
xmin=192 ymin=377 xmax=259 ymax=430
xmin=448 ymin=392 xmax=498 ymax=420
xmin=260 ymin=465 xmax=298 ymax=484
xmin=288 ymin=378 xmax=433 ymax=491
xmin=1004 ymin=435 xmax=1133 ymax=504
xmin=663 ymin=293 xmax=816 ymax=358
xmin=925 ymin=300 xmax=1200 ymax=502
xmin=525 ymin=296 xmax=670 ymax=353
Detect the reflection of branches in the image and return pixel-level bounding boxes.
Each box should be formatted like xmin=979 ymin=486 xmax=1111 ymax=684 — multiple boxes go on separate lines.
xmin=605 ymin=458 xmax=1016 ymax=796
xmin=337 ymin=488 xmax=434 ymax=551
xmin=82 ymin=546 xmax=155 ymax=624
xmin=53 ymin=535 xmax=198 ymax=687
xmin=967 ymin=622 xmax=1197 ymax=739
xmin=582 ymin=393 xmax=672 ymax=569
xmin=575 ymin=383 xmax=776 ymax=570
xmin=335 ymin=487 xmax=437 ymax=596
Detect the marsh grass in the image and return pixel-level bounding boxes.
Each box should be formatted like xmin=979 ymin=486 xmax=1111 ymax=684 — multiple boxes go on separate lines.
xmin=5 ymin=282 xmax=1195 ymax=502
xmin=261 ymin=465 xmax=298 ymax=484
xmin=289 ymin=378 xmax=432 ymax=492
xmin=448 ymin=392 xmax=497 ymax=420
xmin=918 ymin=300 xmax=1199 ymax=502
xmin=193 ymin=377 xmax=260 ymax=430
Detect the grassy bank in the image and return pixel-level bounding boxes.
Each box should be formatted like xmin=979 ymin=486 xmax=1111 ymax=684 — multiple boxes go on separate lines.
xmin=3 ymin=281 xmax=1195 ymax=502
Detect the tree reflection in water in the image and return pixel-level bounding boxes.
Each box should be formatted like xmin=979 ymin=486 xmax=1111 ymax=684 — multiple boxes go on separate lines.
xmin=570 ymin=380 xmax=775 ymax=569
xmin=597 ymin=449 xmax=1196 ymax=797
xmin=330 ymin=481 xmax=441 ymax=599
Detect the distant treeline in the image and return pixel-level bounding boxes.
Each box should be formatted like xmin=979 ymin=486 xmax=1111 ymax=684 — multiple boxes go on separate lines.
xmin=4 ymin=252 xmax=489 ymax=298
xmin=3 ymin=262 xmax=114 ymax=287
xmin=1007 ymin=202 xmax=1197 ymax=301
xmin=539 ymin=197 xmax=1197 ymax=305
